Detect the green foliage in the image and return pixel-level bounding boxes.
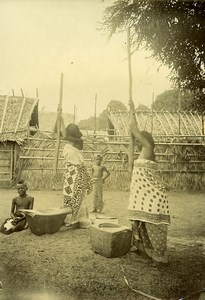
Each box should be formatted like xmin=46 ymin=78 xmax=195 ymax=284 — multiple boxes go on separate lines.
xmin=152 ymin=89 xmax=205 ymax=111
xmin=107 ymin=100 xmax=128 ymax=111
xmin=99 ymin=99 xmax=128 ymax=130
xmin=78 ymin=100 xmax=128 ymax=130
xmin=136 ymin=104 xmax=150 ymax=111
xmin=102 ymin=0 xmax=205 ymax=108
xmin=78 ymin=117 xmax=100 ymax=130
xmin=152 ymin=90 xmax=179 ymax=111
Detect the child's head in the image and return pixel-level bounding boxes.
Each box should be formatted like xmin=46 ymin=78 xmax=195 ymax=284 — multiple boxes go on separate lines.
xmin=17 ymin=180 xmax=28 ymax=196
xmin=94 ymin=154 xmax=102 ymax=165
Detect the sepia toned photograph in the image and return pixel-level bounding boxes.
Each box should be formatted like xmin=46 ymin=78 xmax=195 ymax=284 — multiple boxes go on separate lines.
xmin=0 ymin=1 xmax=205 ymax=299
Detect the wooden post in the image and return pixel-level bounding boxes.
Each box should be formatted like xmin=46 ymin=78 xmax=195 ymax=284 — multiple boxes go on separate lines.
xmin=14 ymin=143 xmax=18 ymax=173
xmin=94 ymin=93 xmax=97 ymax=137
xmin=127 ymin=27 xmax=134 ymax=174
xmin=0 ymin=94 xmax=10 ymax=134
xmin=178 ymin=90 xmax=181 ymax=136
xmin=151 ymin=92 xmax=154 ymax=133
xmin=21 ymin=89 xmax=24 ymax=97
xmin=15 ymin=96 xmax=26 ymax=133
xmin=53 ymin=73 xmax=64 ymax=175
xmin=73 ymin=105 xmax=78 ymax=123
xmin=10 ymin=143 xmax=14 ymax=185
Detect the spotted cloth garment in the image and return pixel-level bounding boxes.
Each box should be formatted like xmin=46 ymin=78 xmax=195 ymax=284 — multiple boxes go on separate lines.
xmin=128 ymin=159 xmax=170 ymax=224
xmin=128 ymin=159 xmax=171 ymax=263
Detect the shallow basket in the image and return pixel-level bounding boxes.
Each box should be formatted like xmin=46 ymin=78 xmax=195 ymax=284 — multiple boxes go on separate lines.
xmin=21 ymin=208 xmax=72 ymax=236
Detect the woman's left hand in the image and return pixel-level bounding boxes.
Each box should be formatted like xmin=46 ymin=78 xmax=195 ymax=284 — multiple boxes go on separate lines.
xmin=129 ymin=111 xmax=137 ymax=130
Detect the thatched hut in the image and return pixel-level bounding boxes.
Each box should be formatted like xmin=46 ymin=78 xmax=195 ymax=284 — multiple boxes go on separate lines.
xmin=0 ymin=95 xmax=39 ymax=187
xmin=108 ymin=109 xmax=205 ymax=190
xmin=12 ymin=108 xmax=205 ymax=191
xmin=108 ymin=109 xmax=205 ymax=140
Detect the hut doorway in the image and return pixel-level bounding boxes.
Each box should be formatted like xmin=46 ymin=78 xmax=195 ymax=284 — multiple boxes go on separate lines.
xmin=0 ymin=142 xmax=17 ymax=188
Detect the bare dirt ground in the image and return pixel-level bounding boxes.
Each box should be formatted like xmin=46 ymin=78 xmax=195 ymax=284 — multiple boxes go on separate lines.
xmin=0 ymin=189 xmax=205 ymax=300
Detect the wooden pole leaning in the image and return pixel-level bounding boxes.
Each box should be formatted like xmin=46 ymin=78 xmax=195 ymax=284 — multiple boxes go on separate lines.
xmin=127 ymin=27 xmax=134 ymax=175
xmin=94 ymin=93 xmax=97 ymax=137
xmin=53 ymin=73 xmax=64 ymax=175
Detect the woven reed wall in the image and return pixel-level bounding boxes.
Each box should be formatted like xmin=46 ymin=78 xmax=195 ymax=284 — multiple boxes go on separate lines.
xmin=13 ymin=132 xmax=205 ymax=191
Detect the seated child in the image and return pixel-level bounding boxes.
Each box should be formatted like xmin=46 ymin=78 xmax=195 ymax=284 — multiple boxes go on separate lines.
xmin=0 ymin=180 xmax=34 ymax=234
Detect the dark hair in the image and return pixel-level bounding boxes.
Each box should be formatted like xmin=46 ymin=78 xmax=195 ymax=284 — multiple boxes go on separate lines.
xmin=95 ymin=154 xmax=102 ymax=160
xmin=65 ymin=124 xmax=82 ymax=139
xmin=17 ymin=180 xmax=28 ymax=189
xmin=65 ymin=123 xmax=83 ymax=150
xmin=17 ymin=179 xmax=27 ymax=185
xmin=140 ymin=130 xmax=155 ymax=149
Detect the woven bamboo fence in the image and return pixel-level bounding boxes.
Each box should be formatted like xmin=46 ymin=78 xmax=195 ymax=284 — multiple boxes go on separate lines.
xmin=13 ymin=130 xmax=205 ymax=191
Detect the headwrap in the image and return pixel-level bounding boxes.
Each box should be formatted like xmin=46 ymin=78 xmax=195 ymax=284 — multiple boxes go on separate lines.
xmin=65 ymin=123 xmax=83 ymax=150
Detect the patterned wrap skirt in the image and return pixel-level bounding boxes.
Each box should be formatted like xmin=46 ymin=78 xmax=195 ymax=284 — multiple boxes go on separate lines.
xmin=63 ymin=163 xmax=92 ymax=223
xmin=128 ymin=159 xmax=171 ymax=263
xmin=0 ymin=212 xmax=27 ymax=235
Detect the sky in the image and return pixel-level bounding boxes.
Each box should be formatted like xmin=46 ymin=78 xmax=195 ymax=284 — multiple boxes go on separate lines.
xmin=0 ymin=0 xmax=172 ymax=122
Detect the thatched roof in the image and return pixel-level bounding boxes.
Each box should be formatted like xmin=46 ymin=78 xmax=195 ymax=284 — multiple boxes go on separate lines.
xmin=0 ymin=95 xmax=38 ymax=144
xmin=109 ymin=110 xmax=205 ymax=139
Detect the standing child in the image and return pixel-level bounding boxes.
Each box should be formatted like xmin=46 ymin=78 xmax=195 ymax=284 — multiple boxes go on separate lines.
xmin=91 ymin=154 xmax=110 ymax=213
xmin=0 ymin=180 xmax=34 ymax=234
